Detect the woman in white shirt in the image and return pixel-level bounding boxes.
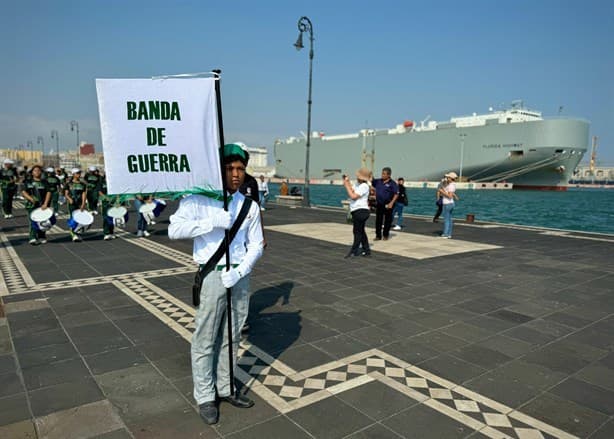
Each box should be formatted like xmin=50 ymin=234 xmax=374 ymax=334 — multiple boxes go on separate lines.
xmin=440 ymin=172 xmax=459 ymax=238
xmin=343 ymin=168 xmax=372 ymax=257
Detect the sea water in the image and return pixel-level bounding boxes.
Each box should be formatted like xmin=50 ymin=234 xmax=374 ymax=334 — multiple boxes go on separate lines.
xmin=268 ymin=184 xmax=614 ymax=235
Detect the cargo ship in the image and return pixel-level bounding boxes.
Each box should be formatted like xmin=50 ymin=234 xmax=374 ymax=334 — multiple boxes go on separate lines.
xmin=273 ymin=101 xmax=589 ymax=190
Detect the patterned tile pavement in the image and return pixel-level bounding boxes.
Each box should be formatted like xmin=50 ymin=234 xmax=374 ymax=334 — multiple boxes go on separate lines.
xmin=2 ymin=202 xmax=613 ymax=438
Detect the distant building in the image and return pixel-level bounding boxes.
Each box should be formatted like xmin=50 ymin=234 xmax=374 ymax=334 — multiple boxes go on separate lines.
xmin=572 ymin=165 xmax=614 ymax=183
xmin=245 ymin=146 xmax=274 ymax=177
xmin=0 ymin=148 xmax=43 ymax=164
xmin=80 ymin=143 xmax=95 ymax=155
xmin=245 ymin=147 xmax=268 ymax=167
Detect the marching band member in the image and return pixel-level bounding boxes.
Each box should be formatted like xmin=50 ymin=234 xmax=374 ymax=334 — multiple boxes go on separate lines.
xmin=168 ymin=144 xmax=264 ymax=425
xmin=64 ymin=168 xmax=87 ymax=242
xmin=85 ymin=166 xmax=101 ymax=213
xmin=133 ymin=193 xmax=153 ymax=237
xmin=22 ymin=165 xmax=51 ymax=245
xmin=98 ymin=175 xmax=117 ymax=240
xmin=1 ymin=159 xmax=18 ymax=218
xmin=44 ymin=167 xmax=62 ymax=213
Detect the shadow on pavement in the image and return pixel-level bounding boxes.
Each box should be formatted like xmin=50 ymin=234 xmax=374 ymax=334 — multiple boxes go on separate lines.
xmin=245 ymin=281 xmax=301 ymax=360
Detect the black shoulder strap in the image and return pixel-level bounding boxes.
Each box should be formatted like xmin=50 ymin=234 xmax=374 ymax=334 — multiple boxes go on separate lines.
xmin=192 ymin=197 xmax=253 ymax=306
xmin=202 ymin=197 xmax=253 ymax=272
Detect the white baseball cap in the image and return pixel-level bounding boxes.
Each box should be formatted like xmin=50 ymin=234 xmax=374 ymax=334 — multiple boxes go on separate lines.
xmin=45 ymin=167 xmax=54 ymax=173
xmin=88 ymin=166 xmax=97 ymax=171
xmin=71 ymin=168 xmax=82 ymax=175
xmin=3 ymin=159 xmax=14 ymax=165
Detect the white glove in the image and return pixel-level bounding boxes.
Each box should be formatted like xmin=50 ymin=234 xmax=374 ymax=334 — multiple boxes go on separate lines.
xmin=210 ymin=211 xmax=231 ymax=229
xmin=221 ymin=267 xmax=242 ymax=288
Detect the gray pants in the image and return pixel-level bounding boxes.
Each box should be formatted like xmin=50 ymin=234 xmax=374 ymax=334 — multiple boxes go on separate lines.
xmin=192 ymin=269 xmax=250 ymax=405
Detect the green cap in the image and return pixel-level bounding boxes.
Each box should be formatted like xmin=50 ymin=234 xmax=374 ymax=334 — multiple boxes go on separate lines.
xmin=223 ymin=143 xmax=248 ymax=160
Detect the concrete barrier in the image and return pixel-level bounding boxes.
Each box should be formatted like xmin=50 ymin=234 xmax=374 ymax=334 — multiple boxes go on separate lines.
xmin=276 ymin=195 xmax=303 ymax=206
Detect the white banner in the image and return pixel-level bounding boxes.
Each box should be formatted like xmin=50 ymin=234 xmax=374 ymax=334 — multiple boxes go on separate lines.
xmin=96 ymin=78 xmax=222 ymax=195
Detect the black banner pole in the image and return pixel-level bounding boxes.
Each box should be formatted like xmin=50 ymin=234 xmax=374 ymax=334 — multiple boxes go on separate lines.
xmin=212 ymin=69 xmax=236 ymax=398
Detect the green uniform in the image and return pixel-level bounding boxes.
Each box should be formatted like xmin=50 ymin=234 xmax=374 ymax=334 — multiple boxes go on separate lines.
xmin=85 ymin=172 xmax=100 ymax=212
xmin=45 ymin=173 xmax=62 ymax=213
xmin=65 ymin=178 xmax=87 ymax=239
xmin=98 ymin=177 xmax=114 ymax=236
xmin=0 ymin=166 xmax=18 ymax=216
xmin=65 ymin=179 xmax=87 ymax=215
xmin=23 ymin=179 xmax=50 ymax=240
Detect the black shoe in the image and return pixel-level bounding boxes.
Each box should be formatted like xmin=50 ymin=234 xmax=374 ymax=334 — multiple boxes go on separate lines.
xmin=198 ymin=402 xmax=219 ymax=425
xmin=374 ymin=237 xmax=382 ymax=241
xmin=220 ymin=393 xmax=255 ymax=408
xmin=361 ymin=251 xmax=371 ymax=257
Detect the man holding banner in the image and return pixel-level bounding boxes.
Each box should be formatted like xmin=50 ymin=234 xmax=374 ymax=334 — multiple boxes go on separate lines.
xmin=96 ymin=76 xmax=264 ymax=426
xmin=169 ymin=144 xmax=264 ymax=424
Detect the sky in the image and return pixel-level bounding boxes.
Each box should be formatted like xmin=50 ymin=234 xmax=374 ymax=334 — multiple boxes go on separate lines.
xmin=1 ymin=0 xmax=613 ymax=163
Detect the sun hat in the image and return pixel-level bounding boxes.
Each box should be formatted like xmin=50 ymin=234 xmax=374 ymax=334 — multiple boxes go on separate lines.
xmin=445 ymin=172 xmax=458 ymax=180
xmin=355 ymin=167 xmax=371 ymax=181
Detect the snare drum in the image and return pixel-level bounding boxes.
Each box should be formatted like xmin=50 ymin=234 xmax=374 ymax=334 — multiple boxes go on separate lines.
xmin=30 ymin=208 xmax=56 ymax=232
xmin=68 ymin=210 xmax=94 ymax=234
xmin=107 ymin=206 xmax=128 ymax=229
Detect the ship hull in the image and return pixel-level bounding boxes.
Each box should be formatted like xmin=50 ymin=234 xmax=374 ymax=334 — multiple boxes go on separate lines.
xmin=274 ymin=119 xmax=589 ymax=189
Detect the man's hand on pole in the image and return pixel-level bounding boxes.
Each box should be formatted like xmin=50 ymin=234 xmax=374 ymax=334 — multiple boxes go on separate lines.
xmin=221 ymin=267 xmax=242 ymax=288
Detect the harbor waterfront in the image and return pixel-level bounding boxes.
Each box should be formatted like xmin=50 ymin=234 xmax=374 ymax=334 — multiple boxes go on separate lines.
xmin=1 ymin=201 xmax=613 ymax=438
xmin=268 ymin=183 xmax=614 ymax=235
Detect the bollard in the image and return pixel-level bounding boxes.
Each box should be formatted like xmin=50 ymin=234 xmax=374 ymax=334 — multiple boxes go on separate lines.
xmin=466 ymin=214 xmax=475 ymax=223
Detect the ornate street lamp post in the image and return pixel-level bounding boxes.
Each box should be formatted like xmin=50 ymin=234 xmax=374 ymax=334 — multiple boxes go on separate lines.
xmin=70 ymin=120 xmax=80 ymax=166
xmin=37 ymin=136 xmax=44 ymax=166
xmin=294 ymin=16 xmax=314 ymax=207
xmin=51 ymin=130 xmax=60 ymax=167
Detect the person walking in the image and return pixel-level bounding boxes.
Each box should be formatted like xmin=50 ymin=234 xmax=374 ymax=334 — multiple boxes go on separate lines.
xmin=392 ymin=177 xmax=408 ymax=231
xmin=168 ymin=144 xmax=264 ymax=425
xmin=372 ymin=167 xmax=399 ymax=240
xmin=257 ymin=175 xmax=269 ymax=211
xmin=22 ymin=165 xmax=52 ymax=245
xmin=433 ymin=177 xmax=446 ymax=223
xmin=64 ymin=169 xmax=87 ymax=242
xmin=44 ymin=167 xmax=62 ymax=213
xmin=84 ymin=166 xmax=101 ymax=213
xmin=343 ymin=168 xmax=371 ymax=257
xmin=440 ymin=172 xmax=459 ymax=238
xmin=133 ymin=194 xmax=153 ymax=237
xmin=98 ymin=175 xmax=117 ymax=241
xmin=1 ymin=159 xmax=18 ymax=218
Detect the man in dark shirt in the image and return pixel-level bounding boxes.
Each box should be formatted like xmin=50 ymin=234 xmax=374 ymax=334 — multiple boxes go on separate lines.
xmin=393 ymin=177 xmax=408 ymax=230
xmin=371 ymin=167 xmax=399 ymax=240
xmin=1 ymin=159 xmax=18 ymax=218
xmin=239 ymin=172 xmax=260 ymax=204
